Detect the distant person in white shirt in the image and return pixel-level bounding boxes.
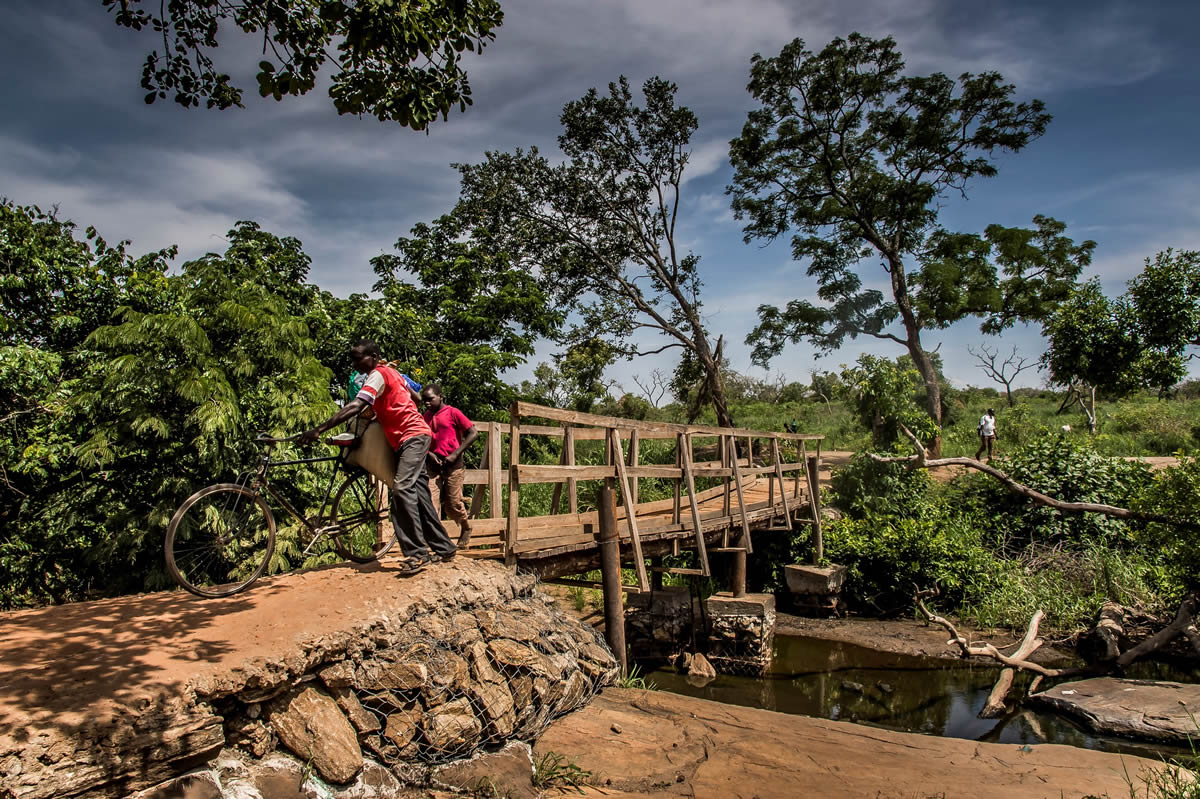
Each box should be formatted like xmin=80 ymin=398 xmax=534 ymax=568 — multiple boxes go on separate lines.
xmin=976 ymin=408 xmax=998 ymax=461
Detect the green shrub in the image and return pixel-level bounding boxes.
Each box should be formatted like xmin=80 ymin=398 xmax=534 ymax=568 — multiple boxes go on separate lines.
xmin=1134 ymin=457 xmax=1200 ymax=596
xmin=823 ymin=511 xmax=1002 ymax=615
xmin=956 ymin=434 xmax=1152 ymax=552
xmin=830 ymin=454 xmax=934 ymax=520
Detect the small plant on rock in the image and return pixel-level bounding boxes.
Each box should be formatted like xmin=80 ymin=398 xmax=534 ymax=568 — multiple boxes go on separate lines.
xmin=532 ymin=751 xmax=593 ymax=794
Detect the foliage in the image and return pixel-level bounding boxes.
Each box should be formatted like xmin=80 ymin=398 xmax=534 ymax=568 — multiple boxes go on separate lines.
xmin=1044 ymin=252 xmax=1200 ymax=407
xmin=953 ymin=434 xmax=1153 ymax=553
xmin=838 ymin=354 xmax=939 ymax=449
xmin=531 ymin=751 xmax=592 ymax=793
xmin=616 ymin=664 xmax=657 ymax=691
xmin=1134 ymin=458 xmax=1200 ymax=594
xmin=452 ymin=75 xmax=735 ymax=426
xmin=729 ymin=33 xmax=1088 ymax=443
xmin=823 ymin=511 xmax=1002 ymax=615
xmin=830 ymin=455 xmax=933 ymax=520
xmin=102 ymin=0 xmax=503 ymax=129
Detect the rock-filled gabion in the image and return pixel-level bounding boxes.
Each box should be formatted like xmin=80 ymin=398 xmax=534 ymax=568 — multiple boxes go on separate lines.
xmin=214 ymin=574 xmax=619 ymax=783
xmin=331 ymin=600 xmax=614 ymax=765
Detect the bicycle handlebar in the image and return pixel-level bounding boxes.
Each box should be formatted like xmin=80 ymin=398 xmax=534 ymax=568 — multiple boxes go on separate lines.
xmin=254 ymin=432 xmax=302 ymax=447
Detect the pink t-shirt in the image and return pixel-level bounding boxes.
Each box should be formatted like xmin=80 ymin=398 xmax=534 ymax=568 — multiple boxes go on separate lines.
xmin=422 ymin=405 xmax=474 ymax=457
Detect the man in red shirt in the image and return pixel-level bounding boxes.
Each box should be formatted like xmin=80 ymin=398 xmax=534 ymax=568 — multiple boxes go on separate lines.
xmin=300 ymin=341 xmax=455 ymax=573
xmin=420 ymin=384 xmax=478 ymax=547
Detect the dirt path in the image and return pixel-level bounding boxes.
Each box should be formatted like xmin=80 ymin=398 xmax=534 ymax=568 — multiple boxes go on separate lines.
xmin=0 ymin=557 xmax=488 ymax=733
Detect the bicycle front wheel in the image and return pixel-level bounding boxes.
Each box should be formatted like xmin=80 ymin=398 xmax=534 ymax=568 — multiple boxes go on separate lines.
xmin=331 ymin=472 xmax=395 ymax=563
xmin=165 ymin=483 xmax=276 ymax=598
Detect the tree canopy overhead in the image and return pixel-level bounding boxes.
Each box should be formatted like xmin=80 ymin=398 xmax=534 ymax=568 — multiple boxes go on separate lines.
xmin=728 ymin=33 xmax=1091 ymax=453
xmin=102 ymin=0 xmax=504 ymax=129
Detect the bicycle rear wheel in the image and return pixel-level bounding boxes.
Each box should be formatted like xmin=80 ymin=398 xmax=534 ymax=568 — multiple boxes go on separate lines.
xmin=331 ymin=472 xmax=395 ymax=563
xmin=166 ymin=483 xmax=276 ymax=598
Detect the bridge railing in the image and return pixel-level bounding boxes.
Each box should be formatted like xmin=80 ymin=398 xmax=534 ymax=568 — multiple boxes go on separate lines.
xmin=457 ymin=401 xmax=824 ymax=589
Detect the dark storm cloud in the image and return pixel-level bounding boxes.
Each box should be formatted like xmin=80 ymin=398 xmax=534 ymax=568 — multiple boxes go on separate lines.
xmin=2 ymin=0 xmax=1198 ymax=385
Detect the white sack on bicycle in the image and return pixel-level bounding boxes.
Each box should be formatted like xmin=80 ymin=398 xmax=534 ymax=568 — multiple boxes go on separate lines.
xmin=345 ymin=417 xmax=397 ymax=484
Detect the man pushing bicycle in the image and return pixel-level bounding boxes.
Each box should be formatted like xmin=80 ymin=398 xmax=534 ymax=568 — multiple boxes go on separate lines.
xmin=300 ymin=340 xmax=456 ymax=574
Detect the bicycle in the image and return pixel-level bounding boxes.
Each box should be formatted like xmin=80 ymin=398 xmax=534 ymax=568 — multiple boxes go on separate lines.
xmin=164 ymin=431 xmax=395 ymax=598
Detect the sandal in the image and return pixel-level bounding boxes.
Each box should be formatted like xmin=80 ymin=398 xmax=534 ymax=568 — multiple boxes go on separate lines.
xmin=395 ymin=555 xmax=430 ymax=575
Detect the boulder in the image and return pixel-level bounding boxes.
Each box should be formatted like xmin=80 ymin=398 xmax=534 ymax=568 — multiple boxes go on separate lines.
xmin=423 ymin=698 xmax=483 ymax=756
xmin=331 ymin=687 xmax=381 ymax=734
xmin=431 ymin=741 xmax=536 ymax=799
xmin=467 ymin=640 xmax=505 ymax=685
xmin=468 ymin=680 xmax=516 ymax=737
xmin=488 ymin=638 xmax=554 ymax=677
xmin=383 ymin=705 xmax=424 ymax=750
xmin=269 ymin=686 xmax=362 ymax=784
xmin=1029 ymin=677 xmax=1200 ymax=744
xmin=381 ymin=661 xmax=428 ymax=692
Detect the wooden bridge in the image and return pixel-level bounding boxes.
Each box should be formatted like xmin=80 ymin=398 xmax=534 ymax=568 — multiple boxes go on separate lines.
xmin=450 ymin=402 xmax=825 ymax=595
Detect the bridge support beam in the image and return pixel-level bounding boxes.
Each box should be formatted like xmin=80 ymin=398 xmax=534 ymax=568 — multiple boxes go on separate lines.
xmin=730 ymin=548 xmax=747 ymax=598
xmin=596 ymin=485 xmax=628 ymax=675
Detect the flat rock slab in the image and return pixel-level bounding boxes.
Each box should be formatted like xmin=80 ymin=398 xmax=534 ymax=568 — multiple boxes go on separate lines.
xmin=1029 ymin=677 xmax=1200 ymax=744
xmin=536 ymin=688 xmax=1170 ymax=799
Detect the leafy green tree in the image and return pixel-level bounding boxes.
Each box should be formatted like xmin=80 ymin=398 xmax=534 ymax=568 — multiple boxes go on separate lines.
xmin=372 ymin=211 xmax=566 ymax=418
xmin=1043 ymin=253 xmax=1200 ymax=432
xmin=839 ymin=354 xmax=937 ymax=449
xmin=728 ymin=34 xmax=1092 ymax=453
xmin=1125 ymin=249 xmax=1200 ymax=379
xmin=0 ymin=209 xmax=334 ymax=607
xmin=1041 ymin=280 xmax=1138 ymax=432
xmin=452 ymin=76 xmax=737 ymax=427
xmin=103 ymin=0 xmax=503 ymax=129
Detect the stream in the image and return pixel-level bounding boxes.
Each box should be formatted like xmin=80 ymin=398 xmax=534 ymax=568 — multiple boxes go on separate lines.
xmin=649 ymin=635 xmax=1199 ymax=761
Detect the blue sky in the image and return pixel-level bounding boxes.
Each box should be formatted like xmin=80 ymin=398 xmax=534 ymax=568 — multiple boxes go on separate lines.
xmin=2 ymin=0 xmax=1198 ymax=395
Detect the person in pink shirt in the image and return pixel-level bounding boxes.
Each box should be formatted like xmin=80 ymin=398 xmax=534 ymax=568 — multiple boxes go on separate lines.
xmin=420 ymin=384 xmax=478 ymax=547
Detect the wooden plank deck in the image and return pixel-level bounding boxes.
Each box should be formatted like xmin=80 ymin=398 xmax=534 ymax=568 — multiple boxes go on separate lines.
xmin=429 ymin=401 xmax=826 ymax=583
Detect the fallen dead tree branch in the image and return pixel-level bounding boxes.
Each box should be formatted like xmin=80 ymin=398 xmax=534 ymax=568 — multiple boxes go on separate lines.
xmin=868 ymin=425 xmax=1197 ymax=529
xmin=915 ymin=587 xmax=1085 ymax=716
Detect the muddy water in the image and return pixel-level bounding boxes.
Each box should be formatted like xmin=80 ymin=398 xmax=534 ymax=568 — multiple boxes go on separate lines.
xmin=650 ymin=635 xmax=1196 ymax=761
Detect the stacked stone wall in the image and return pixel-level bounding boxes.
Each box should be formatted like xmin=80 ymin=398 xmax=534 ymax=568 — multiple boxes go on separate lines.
xmin=4 ymin=562 xmax=617 ymax=799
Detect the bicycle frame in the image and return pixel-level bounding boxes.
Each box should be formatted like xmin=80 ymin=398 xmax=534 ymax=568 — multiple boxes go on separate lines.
xmin=241 ymin=444 xmax=353 ymax=557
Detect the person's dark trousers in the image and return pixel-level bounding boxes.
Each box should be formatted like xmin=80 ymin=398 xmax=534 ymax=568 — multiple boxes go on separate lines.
xmin=390 ymin=435 xmax=457 ymax=560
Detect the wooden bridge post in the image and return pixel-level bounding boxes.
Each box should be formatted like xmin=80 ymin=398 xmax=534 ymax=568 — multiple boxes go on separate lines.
xmin=610 ymin=428 xmax=649 ymax=592
xmin=628 ymin=429 xmax=640 ymax=508
xmin=506 ymin=404 xmax=521 ymax=568
xmin=672 ymin=433 xmax=683 ymax=526
xmin=597 ymin=485 xmax=628 ymax=674
xmin=680 ymin=433 xmax=711 ymax=577
xmin=467 ymin=423 xmax=490 ymax=519
xmin=487 ymin=424 xmax=502 ymax=519
xmin=731 ymin=548 xmax=747 ymax=598
xmin=807 ymin=454 xmax=823 ymax=564
xmin=771 ymin=437 xmax=793 ymax=531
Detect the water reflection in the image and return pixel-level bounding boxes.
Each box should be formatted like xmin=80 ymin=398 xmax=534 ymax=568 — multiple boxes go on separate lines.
xmin=649 ymin=635 xmax=1193 ymax=761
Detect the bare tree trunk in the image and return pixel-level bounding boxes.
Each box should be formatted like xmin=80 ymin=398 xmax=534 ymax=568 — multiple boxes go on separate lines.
xmin=890 ymin=258 xmax=942 ymax=456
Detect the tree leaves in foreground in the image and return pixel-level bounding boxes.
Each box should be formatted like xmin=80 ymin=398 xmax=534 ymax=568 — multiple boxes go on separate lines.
xmin=729 ymin=33 xmax=1092 ymax=453
xmin=102 ymin=0 xmax=503 ymax=129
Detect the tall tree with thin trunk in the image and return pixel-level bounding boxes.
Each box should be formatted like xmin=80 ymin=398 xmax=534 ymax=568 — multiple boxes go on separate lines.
xmin=454 ymin=76 xmax=736 ymax=427
xmin=729 ymin=34 xmax=1092 ymax=454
